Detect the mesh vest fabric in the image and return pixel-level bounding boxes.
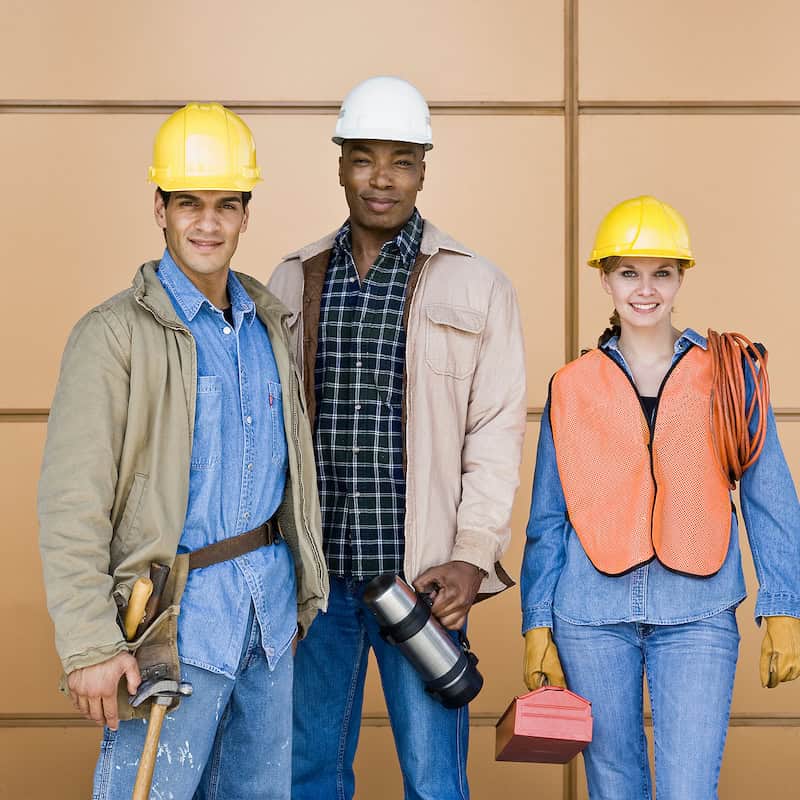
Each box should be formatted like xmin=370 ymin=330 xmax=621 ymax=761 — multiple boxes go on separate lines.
xmin=549 ymin=347 xmax=731 ymax=576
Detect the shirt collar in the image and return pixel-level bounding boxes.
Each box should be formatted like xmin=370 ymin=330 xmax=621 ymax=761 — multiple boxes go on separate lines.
xmin=334 ymin=208 xmax=424 ymax=269
xmin=156 ymin=248 xmax=255 ymax=325
xmin=602 ymin=327 xmax=708 ymax=356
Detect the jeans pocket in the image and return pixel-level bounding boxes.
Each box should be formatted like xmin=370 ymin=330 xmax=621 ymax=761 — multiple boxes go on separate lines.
xmin=424 ymin=304 xmax=485 ymax=379
xmin=192 ymin=375 xmax=222 ymax=470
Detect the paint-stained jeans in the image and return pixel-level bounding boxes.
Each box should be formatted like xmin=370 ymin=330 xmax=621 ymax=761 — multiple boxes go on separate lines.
xmin=292 ymin=575 xmax=470 ymax=800
xmin=92 ymin=606 xmax=292 ymax=800
xmin=554 ymin=609 xmax=740 ymax=800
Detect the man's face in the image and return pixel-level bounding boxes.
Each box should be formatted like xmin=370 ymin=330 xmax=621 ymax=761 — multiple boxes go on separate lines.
xmin=153 ymin=189 xmax=249 ymax=280
xmin=339 ymin=140 xmax=425 ymax=234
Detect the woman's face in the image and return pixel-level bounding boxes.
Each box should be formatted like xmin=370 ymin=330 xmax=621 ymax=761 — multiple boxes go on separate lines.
xmin=600 ymin=257 xmax=683 ymax=333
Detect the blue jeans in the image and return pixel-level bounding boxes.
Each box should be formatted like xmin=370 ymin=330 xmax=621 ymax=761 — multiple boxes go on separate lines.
xmin=292 ymin=575 xmax=470 ymax=800
xmin=92 ymin=605 xmax=293 ymax=800
xmin=553 ymin=609 xmax=740 ymax=800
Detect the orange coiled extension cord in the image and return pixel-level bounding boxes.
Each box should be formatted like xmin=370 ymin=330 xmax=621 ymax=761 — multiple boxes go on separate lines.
xmin=707 ymin=330 xmax=770 ymax=489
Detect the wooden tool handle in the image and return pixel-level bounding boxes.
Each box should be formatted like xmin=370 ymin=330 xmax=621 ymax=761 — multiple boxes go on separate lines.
xmin=132 ymin=701 xmax=168 ymax=800
xmin=124 ymin=578 xmax=153 ymax=641
xmin=135 ymin=563 xmax=170 ymax=640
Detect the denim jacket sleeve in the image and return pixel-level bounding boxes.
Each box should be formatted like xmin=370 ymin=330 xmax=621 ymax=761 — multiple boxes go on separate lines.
xmin=520 ymin=395 xmax=569 ymax=633
xmin=739 ymin=363 xmax=800 ymax=621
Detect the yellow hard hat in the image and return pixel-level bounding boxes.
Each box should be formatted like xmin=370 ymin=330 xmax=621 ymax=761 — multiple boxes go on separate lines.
xmin=148 ymin=102 xmax=262 ymax=192
xmin=587 ymin=195 xmax=695 ymax=268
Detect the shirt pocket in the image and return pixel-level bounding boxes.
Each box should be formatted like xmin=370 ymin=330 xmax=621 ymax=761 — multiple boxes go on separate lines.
xmin=424 ymin=303 xmax=486 ymax=379
xmin=268 ymin=380 xmax=288 ymax=466
xmin=191 ymin=375 xmax=222 ymax=470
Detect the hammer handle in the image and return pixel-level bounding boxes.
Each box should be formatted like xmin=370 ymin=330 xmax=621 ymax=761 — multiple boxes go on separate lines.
xmin=123 ymin=578 xmax=153 ymax=641
xmin=135 ymin=563 xmax=171 ymax=640
xmin=132 ymin=701 xmax=168 ymax=800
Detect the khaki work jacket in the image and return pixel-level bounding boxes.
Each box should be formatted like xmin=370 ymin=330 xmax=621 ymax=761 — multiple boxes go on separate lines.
xmin=268 ymin=221 xmax=526 ymax=596
xmin=38 ymin=263 xmax=328 ymax=674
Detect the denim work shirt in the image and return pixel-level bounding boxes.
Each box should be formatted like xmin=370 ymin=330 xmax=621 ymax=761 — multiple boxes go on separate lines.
xmin=521 ymin=328 xmax=800 ymax=631
xmin=158 ymin=251 xmax=296 ymax=675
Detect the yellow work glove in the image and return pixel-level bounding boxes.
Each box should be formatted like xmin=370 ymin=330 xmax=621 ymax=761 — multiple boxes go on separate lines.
xmin=523 ymin=627 xmax=567 ymax=691
xmin=759 ymin=616 xmax=800 ymax=688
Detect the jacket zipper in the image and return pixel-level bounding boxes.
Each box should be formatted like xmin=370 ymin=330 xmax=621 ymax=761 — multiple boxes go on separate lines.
xmin=599 ymin=346 xmax=692 ymax=548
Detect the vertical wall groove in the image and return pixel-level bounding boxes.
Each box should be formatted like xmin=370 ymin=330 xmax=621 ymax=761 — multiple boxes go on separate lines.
xmin=562 ymin=7 xmax=580 ymax=799
xmin=563 ymin=6 xmax=580 ymax=800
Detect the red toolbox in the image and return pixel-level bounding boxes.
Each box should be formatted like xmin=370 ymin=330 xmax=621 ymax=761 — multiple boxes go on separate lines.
xmin=495 ymin=686 xmax=593 ymax=763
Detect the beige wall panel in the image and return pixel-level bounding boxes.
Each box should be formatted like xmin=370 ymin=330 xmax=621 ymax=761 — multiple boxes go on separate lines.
xmin=354 ymin=724 xmax=563 ymax=799
xmin=579 ymin=115 xmax=800 ymax=406
xmin=719 ymin=727 xmax=800 ymax=798
xmin=361 ymin=422 xmax=538 ymax=714
xmin=580 ymin=0 xmax=800 ymax=101
xmin=2 ymin=114 xmax=562 ymax=409
xmin=4 ymin=0 xmax=563 ymax=102
xmin=0 ymin=423 xmax=75 ymax=715
xmin=0 ymin=726 xmax=101 ymax=799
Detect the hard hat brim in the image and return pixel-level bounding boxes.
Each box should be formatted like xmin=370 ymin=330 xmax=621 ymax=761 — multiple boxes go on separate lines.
xmin=332 ymin=134 xmax=433 ymax=151
xmin=587 ymin=248 xmax=696 ymax=269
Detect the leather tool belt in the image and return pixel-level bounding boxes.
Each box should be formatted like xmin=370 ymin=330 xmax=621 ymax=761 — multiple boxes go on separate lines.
xmin=188 ymin=518 xmax=280 ymax=571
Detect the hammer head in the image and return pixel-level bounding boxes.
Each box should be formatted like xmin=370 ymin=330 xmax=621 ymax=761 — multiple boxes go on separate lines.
xmin=130 ymin=678 xmax=193 ymax=708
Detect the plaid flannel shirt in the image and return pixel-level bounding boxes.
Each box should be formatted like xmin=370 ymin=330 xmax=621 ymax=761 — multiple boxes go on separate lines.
xmin=314 ymin=210 xmax=424 ymax=579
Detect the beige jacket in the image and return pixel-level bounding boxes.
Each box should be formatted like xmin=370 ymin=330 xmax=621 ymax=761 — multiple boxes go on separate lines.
xmin=268 ymin=221 xmax=526 ymax=596
xmin=38 ymin=263 xmax=327 ymax=674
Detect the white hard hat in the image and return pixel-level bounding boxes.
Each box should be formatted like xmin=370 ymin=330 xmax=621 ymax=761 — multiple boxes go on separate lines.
xmin=333 ymin=76 xmax=433 ymax=150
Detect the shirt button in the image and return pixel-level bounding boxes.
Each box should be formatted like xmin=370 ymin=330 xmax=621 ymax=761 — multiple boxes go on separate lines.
xmin=355 ymin=404 xmax=361 ymax=411
xmin=246 ymin=416 xmax=252 ymax=424
xmin=349 ymin=277 xmax=356 ymax=283
xmin=222 ymin=326 xmax=232 ymax=335
xmin=247 ymin=462 xmax=253 ymax=470
xmin=243 ymin=512 xmax=250 ymax=520
xmin=353 ymin=491 xmax=360 ymax=498
xmin=355 ymin=360 xmax=362 ymax=367
xmin=353 ymin=447 xmax=360 ymax=454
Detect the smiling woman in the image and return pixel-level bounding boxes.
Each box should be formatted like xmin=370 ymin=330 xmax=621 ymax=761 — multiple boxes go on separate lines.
xmin=520 ymin=194 xmax=800 ymax=800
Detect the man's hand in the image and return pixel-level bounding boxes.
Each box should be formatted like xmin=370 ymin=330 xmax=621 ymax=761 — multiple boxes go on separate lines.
xmin=413 ymin=560 xmax=484 ymax=630
xmin=67 ymin=652 xmax=141 ymax=730
xmin=760 ymin=616 xmax=800 ymax=688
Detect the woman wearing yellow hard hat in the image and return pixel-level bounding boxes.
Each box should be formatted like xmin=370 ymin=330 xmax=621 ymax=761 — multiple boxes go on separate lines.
xmin=520 ymin=195 xmax=800 ymax=798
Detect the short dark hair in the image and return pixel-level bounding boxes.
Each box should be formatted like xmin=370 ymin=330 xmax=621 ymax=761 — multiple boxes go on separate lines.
xmin=157 ymin=187 xmax=252 ymax=209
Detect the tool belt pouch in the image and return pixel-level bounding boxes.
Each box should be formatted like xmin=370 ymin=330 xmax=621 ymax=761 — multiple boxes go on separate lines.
xmin=117 ymin=554 xmax=190 ymax=721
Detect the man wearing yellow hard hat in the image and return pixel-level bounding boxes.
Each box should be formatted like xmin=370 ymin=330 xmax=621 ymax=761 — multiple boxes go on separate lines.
xmin=269 ymin=76 xmax=527 ymax=799
xmin=38 ymin=102 xmax=326 ymax=799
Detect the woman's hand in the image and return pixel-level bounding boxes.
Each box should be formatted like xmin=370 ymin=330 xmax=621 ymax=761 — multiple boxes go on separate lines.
xmin=523 ymin=627 xmax=567 ymax=691
xmin=760 ymin=616 xmax=800 ymax=688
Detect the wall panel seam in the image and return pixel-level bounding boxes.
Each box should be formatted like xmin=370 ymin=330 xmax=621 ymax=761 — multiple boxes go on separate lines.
xmin=3 ymin=711 xmax=799 ymax=728
xmin=0 ymin=100 xmax=564 ymax=116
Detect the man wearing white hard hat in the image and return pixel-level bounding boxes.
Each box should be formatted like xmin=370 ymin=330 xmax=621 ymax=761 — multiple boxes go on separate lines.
xmin=38 ymin=102 xmax=326 ymax=799
xmin=269 ymin=76 xmax=526 ymax=799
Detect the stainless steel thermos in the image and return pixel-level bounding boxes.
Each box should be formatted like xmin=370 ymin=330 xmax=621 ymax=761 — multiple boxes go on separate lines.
xmin=363 ymin=573 xmax=483 ymax=708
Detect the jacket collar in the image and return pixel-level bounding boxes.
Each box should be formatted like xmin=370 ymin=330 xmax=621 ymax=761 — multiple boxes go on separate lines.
xmin=133 ymin=261 xmax=290 ymax=329
xmin=282 ymin=218 xmax=474 ymax=264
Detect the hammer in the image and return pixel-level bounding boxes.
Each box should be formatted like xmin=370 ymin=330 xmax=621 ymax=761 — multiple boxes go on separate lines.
xmin=129 ymin=677 xmax=193 ymax=800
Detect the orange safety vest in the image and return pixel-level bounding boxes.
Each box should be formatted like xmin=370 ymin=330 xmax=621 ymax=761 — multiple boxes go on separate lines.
xmin=549 ymin=346 xmax=731 ymax=576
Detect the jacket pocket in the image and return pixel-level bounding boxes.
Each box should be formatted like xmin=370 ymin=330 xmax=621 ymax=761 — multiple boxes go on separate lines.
xmin=424 ymin=304 xmax=486 ymax=379
xmin=191 ymin=375 xmax=222 ymax=470
xmin=111 ymin=472 xmax=148 ymax=557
